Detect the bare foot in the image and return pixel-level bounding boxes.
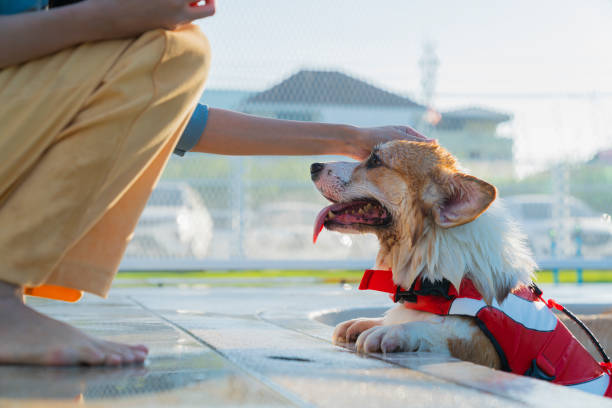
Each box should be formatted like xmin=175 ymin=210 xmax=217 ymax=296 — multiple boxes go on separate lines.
xmin=0 ymin=281 xmax=148 ymax=366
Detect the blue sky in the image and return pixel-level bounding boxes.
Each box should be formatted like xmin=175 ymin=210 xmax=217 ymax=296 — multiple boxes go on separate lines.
xmin=196 ymin=0 xmax=612 ymax=169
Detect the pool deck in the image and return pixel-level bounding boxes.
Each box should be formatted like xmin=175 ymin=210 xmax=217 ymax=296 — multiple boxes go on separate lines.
xmin=2 ymin=281 xmax=612 ymax=407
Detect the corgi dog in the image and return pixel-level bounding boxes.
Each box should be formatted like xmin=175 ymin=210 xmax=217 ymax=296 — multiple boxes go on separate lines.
xmin=311 ymin=140 xmax=612 ymax=397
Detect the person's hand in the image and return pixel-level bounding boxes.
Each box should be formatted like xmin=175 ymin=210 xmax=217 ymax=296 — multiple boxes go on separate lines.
xmin=349 ymin=125 xmax=436 ymax=160
xmin=89 ymin=0 xmax=216 ymax=39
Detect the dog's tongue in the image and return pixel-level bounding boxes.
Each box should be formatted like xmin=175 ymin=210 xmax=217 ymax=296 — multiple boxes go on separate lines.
xmin=313 ymin=200 xmax=374 ymax=243
xmin=313 ymin=204 xmax=335 ymax=244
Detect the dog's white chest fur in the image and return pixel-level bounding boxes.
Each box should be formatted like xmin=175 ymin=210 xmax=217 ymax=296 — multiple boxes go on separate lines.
xmin=383 ymin=201 xmax=536 ymax=304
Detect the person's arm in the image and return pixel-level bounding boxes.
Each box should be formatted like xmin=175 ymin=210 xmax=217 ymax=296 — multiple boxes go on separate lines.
xmin=0 ymin=0 xmax=215 ymax=69
xmin=192 ymin=108 xmax=434 ymax=160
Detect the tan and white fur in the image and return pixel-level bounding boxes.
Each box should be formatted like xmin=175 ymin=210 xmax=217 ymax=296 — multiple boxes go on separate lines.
xmin=311 ymin=140 xmax=611 ymax=369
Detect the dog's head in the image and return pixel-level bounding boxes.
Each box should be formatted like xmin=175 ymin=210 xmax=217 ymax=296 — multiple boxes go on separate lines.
xmin=311 ymin=141 xmax=532 ymax=303
xmin=312 ymin=140 xmax=496 ymax=242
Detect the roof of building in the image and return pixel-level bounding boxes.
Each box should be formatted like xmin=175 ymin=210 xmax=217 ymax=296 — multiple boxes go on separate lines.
xmin=590 ymin=148 xmax=612 ymax=164
xmin=200 ymin=89 xmax=253 ymax=110
xmin=246 ymin=70 xmax=424 ymax=108
xmin=440 ymin=107 xmax=512 ymax=123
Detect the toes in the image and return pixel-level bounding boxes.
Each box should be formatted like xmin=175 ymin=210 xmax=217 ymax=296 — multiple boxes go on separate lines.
xmin=363 ymin=328 xmax=387 ymax=353
xmin=345 ymin=324 xmax=360 ymax=343
xmin=120 ymin=348 xmax=136 ymax=364
xmin=97 ymin=340 xmax=148 ymax=365
xmin=332 ymin=319 xmax=356 ymax=344
xmin=346 ymin=319 xmax=382 ymax=343
xmin=356 ymin=325 xmax=417 ymax=354
xmin=355 ymin=326 xmax=384 ymax=353
xmin=79 ymin=345 xmax=106 ymax=366
xmin=333 ymin=318 xmax=383 ymax=345
xmin=380 ymin=331 xmax=402 ymax=353
xmin=130 ymin=344 xmax=149 ymax=354
xmin=105 ymin=353 xmax=123 ymax=366
xmin=127 ymin=345 xmax=147 ymax=363
xmin=131 ymin=347 xmax=148 ymax=363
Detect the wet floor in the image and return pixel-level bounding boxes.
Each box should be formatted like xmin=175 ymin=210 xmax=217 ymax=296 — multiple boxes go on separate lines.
xmin=2 ymin=283 xmax=612 ymax=407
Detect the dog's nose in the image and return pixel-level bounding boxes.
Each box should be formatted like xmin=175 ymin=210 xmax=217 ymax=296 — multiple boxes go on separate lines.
xmin=310 ymin=162 xmax=325 ymax=181
xmin=311 ymin=162 xmax=324 ymax=175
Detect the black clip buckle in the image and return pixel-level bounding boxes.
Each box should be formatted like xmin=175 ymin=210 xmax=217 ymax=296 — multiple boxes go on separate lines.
xmin=394 ymin=287 xmax=417 ymax=303
xmin=392 ymin=278 xmax=454 ymax=303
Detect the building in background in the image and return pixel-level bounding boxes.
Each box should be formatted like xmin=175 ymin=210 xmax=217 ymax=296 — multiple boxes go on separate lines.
xmin=589 ymin=148 xmax=612 ymax=165
xmin=430 ymin=106 xmax=514 ymax=179
xmin=238 ymin=70 xmax=427 ymax=127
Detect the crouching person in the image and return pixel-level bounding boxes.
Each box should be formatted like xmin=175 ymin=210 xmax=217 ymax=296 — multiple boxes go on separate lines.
xmin=0 ymin=0 xmax=433 ymax=366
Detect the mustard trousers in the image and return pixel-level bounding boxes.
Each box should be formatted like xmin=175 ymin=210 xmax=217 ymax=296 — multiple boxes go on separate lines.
xmin=0 ymin=25 xmax=210 ymax=301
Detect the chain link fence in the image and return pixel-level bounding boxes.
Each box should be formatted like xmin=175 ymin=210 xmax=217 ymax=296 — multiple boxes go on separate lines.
xmin=120 ymin=1 xmax=612 ymax=271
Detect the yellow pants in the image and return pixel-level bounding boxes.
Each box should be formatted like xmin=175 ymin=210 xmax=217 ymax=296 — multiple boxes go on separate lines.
xmin=0 ymin=25 xmax=210 ymax=301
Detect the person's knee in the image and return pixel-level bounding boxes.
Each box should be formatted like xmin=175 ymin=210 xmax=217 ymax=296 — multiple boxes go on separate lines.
xmin=159 ymin=25 xmax=211 ymax=92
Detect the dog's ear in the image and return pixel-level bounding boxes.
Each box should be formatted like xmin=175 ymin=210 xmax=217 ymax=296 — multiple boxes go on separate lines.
xmin=431 ymin=172 xmax=497 ymax=228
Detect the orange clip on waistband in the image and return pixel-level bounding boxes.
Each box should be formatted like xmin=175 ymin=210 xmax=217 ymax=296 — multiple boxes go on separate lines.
xmin=24 ymin=285 xmax=83 ymax=302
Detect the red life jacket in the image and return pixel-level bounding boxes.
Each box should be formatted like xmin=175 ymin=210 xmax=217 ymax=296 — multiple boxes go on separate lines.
xmin=359 ymin=269 xmax=612 ymax=398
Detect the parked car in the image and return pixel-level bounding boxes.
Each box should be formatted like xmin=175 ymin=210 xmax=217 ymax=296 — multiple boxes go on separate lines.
xmin=503 ymin=194 xmax=612 ymax=257
xmin=244 ymin=201 xmax=379 ymax=259
xmin=125 ymin=182 xmax=213 ymax=259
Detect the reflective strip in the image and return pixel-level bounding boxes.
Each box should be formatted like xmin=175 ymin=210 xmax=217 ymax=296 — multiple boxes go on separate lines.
xmin=174 ymin=103 xmax=208 ymax=157
xmin=567 ymin=373 xmax=610 ymax=396
xmin=448 ymin=297 xmax=486 ymax=316
xmin=449 ymin=293 xmax=557 ymax=331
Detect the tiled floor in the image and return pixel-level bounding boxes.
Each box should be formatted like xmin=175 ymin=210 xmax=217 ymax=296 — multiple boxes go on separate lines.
xmin=2 ymin=282 xmax=612 ymax=407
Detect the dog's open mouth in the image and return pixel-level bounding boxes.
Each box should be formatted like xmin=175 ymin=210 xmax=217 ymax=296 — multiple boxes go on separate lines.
xmin=313 ymin=199 xmax=392 ymax=243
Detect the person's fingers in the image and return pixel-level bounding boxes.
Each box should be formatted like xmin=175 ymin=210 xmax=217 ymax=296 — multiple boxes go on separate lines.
xmin=186 ymin=0 xmax=216 ymax=18
xmin=397 ymin=126 xmax=435 ymax=142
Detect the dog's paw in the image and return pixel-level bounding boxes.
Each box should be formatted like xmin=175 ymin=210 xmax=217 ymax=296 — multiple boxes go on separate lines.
xmin=332 ymin=317 xmax=383 ymax=345
xmin=355 ymin=323 xmax=419 ymax=354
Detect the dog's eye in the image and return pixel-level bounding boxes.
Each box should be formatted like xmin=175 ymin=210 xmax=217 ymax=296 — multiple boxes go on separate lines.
xmin=366 ymin=153 xmax=382 ymax=169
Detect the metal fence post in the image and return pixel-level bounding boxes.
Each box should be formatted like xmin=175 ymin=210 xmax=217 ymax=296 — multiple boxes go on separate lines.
xmin=575 ymin=227 xmax=583 ymax=284
xmin=231 ymin=156 xmax=245 ymax=260
xmin=550 ymin=231 xmax=560 ymax=284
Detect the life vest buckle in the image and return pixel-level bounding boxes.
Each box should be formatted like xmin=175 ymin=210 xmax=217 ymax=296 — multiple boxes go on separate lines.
xmin=394 ymin=286 xmax=417 ymax=303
